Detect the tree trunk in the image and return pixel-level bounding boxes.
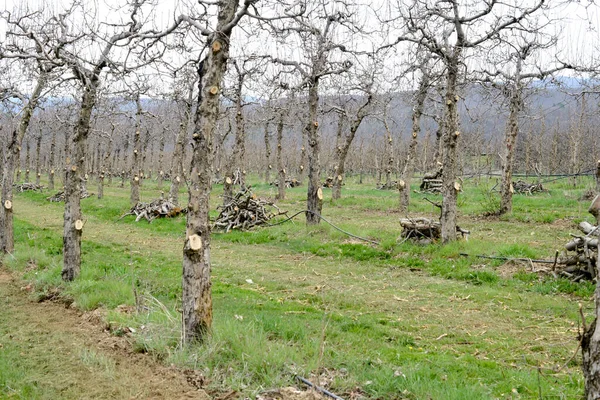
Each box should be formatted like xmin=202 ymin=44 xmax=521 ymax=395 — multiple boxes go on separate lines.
xmin=223 ymin=76 xmax=247 ymax=205
xmin=98 ymin=137 xmax=112 ymax=200
xmin=276 ymin=113 xmax=286 ymax=200
xmin=499 ymin=77 xmax=523 ymax=215
xmin=305 ymin=77 xmax=322 ymax=225
xmin=400 ymin=73 xmax=428 ymax=213
xmin=48 ymin=129 xmax=56 ymax=190
xmin=130 ymin=95 xmax=143 ymax=206
xmin=384 ymin=131 xmax=393 ymax=188
xmin=440 ymin=57 xmax=461 ymax=243
xmin=1 ymin=72 xmax=46 ymax=254
xmin=25 ymin=139 xmax=31 ymax=183
xmin=183 ymin=0 xmax=241 ymax=343
xmin=332 ymin=93 xmax=373 ymax=201
xmin=62 ymin=79 xmax=99 ymax=282
xmin=158 ymin=129 xmax=166 ymax=189
xmin=332 ymin=113 xmax=345 ymax=201
xmin=264 ymin=122 xmax=272 ymax=183
xmin=169 ymin=93 xmax=193 ymax=206
xmin=35 ymin=133 xmax=42 ymax=186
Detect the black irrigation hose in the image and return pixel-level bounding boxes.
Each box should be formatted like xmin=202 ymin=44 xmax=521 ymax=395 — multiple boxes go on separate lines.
xmin=266 ymin=210 xmax=381 ymax=246
xmin=296 ymin=376 xmax=345 ymax=400
xmin=459 ymin=253 xmax=557 ymax=264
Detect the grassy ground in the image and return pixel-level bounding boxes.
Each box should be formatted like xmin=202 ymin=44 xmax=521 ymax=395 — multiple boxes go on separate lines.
xmin=1 ymin=174 xmax=598 ymax=399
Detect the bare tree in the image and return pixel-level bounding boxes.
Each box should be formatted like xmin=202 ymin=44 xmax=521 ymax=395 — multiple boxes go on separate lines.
xmin=0 ymin=10 xmax=64 ymax=254
xmin=483 ymin=33 xmax=571 ymax=215
xmin=269 ymin=1 xmax=357 ymax=224
xmin=386 ymin=0 xmax=548 ymax=242
xmin=329 ymin=84 xmax=375 ymax=200
xmin=399 ymin=55 xmax=436 ymax=213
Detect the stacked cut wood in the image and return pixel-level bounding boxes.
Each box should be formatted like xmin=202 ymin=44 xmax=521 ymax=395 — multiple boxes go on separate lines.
xmin=419 ymin=168 xmax=443 ymax=193
xmin=14 ymin=182 xmax=44 ymax=192
xmin=400 ymin=217 xmax=470 ymax=244
xmin=556 ymin=221 xmax=599 ymax=281
xmin=512 ymin=180 xmax=546 ymax=195
xmin=46 ymin=188 xmax=92 ymax=202
xmin=120 ymin=198 xmax=185 ymax=222
xmin=214 ymin=187 xmax=287 ymax=232
xmin=271 ymin=178 xmax=301 ymax=188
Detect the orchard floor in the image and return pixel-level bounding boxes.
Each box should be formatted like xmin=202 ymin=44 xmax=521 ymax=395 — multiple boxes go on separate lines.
xmin=0 ymin=268 xmax=209 ymax=400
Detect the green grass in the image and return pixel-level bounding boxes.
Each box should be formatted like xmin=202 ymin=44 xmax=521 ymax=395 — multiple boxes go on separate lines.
xmin=2 ymin=174 xmax=597 ymax=399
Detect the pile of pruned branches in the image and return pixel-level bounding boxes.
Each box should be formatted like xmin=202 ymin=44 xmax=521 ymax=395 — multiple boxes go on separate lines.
xmin=271 ymin=178 xmax=301 ymax=188
xmin=400 ymin=217 xmax=470 ymax=244
xmin=214 ymin=187 xmax=287 ymax=232
xmin=46 ymin=188 xmax=91 ymax=202
xmin=556 ymin=221 xmax=599 ymax=281
xmin=512 ymin=180 xmax=546 ymax=195
xmin=419 ymin=168 xmax=443 ymax=193
xmin=14 ymin=182 xmax=44 ymax=192
xmin=377 ymin=181 xmax=397 ymax=190
xmin=119 ymin=198 xmax=186 ymax=223
xmin=322 ymin=177 xmax=335 ymax=188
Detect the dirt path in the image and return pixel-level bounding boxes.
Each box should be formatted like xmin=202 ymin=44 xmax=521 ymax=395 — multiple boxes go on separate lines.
xmin=0 ymin=268 xmax=209 ymax=400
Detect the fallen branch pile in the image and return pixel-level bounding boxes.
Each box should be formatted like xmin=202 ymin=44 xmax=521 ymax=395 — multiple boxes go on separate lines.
xmin=400 ymin=217 xmax=470 ymax=244
xmin=420 ymin=168 xmax=443 ymax=193
xmin=214 ymin=188 xmax=287 ymax=232
xmin=322 ymin=177 xmax=335 ymax=188
xmin=512 ymin=180 xmax=546 ymax=195
xmin=377 ymin=181 xmax=397 ymax=190
xmin=14 ymin=183 xmax=44 ymax=192
xmin=271 ymin=178 xmax=301 ymax=188
xmin=46 ymin=188 xmax=92 ymax=202
xmin=119 ymin=198 xmax=186 ymax=222
xmin=556 ymin=221 xmax=599 ymax=281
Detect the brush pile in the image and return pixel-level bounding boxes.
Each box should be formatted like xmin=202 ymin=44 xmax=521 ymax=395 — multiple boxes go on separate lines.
xmin=214 ymin=188 xmax=287 ymax=232
xmin=419 ymin=168 xmax=443 ymax=193
xmin=46 ymin=187 xmax=91 ymax=202
xmin=557 ymin=221 xmax=599 ymax=281
xmin=271 ymin=178 xmax=301 ymax=188
xmin=377 ymin=181 xmax=398 ymax=190
xmin=400 ymin=217 xmax=470 ymax=244
xmin=119 ymin=198 xmax=185 ymax=222
xmin=512 ymin=180 xmax=546 ymax=195
xmin=322 ymin=177 xmax=335 ymax=188
xmin=14 ymin=182 xmax=43 ymax=192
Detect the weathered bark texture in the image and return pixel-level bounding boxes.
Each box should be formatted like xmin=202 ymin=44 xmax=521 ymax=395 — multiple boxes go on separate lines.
xmin=130 ymin=95 xmax=143 ymax=206
xmin=499 ymin=58 xmax=524 ymax=215
xmin=399 ymin=72 xmax=428 ymax=213
xmin=264 ymin=122 xmax=272 ymax=183
xmin=223 ymin=74 xmax=247 ymax=205
xmin=35 ymin=133 xmax=42 ymax=186
xmin=48 ymin=129 xmax=56 ymax=190
xmin=182 ymin=0 xmax=243 ymax=344
xmin=169 ymin=88 xmax=194 ymax=206
xmin=158 ymin=129 xmax=166 ymax=189
xmin=98 ymin=135 xmax=112 ymax=200
xmin=1 ymin=73 xmax=47 ymax=254
xmin=305 ymin=76 xmax=322 ymax=224
xmin=24 ymin=140 xmax=31 ymax=183
xmin=62 ymin=78 xmax=99 ymax=281
xmin=276 ymin=113 xmax=286 ymax=200
xmin=383 ymin=125 xmax=394 ymax=189
xmin=440 ymin=57 xmax=461 ymax=243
